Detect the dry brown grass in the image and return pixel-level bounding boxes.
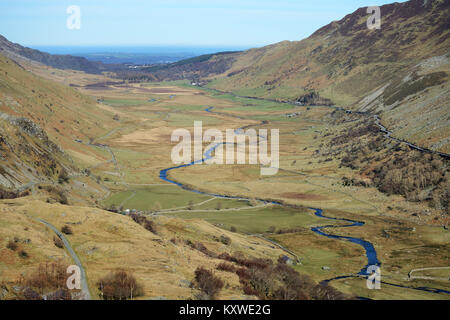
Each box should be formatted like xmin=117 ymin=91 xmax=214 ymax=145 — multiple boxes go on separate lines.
xmin=0 ymin=198 xmax=286 ymax=299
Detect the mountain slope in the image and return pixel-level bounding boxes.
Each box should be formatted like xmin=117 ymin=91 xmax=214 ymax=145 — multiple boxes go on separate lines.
xmin=0 ymin=35 xmax=126 ymax=74
xmin=141 ymin=0 xmax=450 ymax=152
xmin=0 ymin=53 xmax=116 ymax=200
xmin=211 ymin=0 xmax=449 ymax=102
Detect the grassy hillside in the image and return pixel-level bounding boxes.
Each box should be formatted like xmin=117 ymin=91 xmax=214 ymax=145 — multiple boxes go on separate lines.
xmin=140 ymin=0 xmax=449 ymax=152
xmin=0 ymin=53 xmax=119 ymax=203
xmin=213 ymin=0 xmax=450 ymax=152
xmin=212 ymin=0 xmax=449 ymax=102
xmin=0 ymin=35 xmax=123 ymax=74
xmin=0 ymin=198 xmax=289 ymax=300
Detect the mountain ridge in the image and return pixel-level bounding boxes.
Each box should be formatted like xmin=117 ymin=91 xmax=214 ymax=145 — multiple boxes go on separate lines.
xmin=0 ymin=35 xmax=127 ymax=74
xmin=135 ymin=0 xmax=449 ymax=152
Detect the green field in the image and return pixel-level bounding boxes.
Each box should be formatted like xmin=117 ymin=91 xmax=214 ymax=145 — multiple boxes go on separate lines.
xmin=160 ymin=206 xmax=326 ymax=234
xmin=103 ymin=185 xmax=212 ymax=211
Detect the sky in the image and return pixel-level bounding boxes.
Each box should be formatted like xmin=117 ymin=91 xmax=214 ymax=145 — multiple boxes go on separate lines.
xmin=0 ymin=0 xmax=406 ymax=48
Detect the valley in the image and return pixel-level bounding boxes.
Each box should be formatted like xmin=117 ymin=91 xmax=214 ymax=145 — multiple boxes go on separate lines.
xmin=0 ymin=0 xmax=448 ymax=302
xmin=87 ymin=80 xmax=450 ymax=300
xmin=2 ymin=67 xmax=446 ymax=299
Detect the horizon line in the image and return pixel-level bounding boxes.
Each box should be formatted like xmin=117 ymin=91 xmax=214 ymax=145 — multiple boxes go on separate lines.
xmin=26 ymin=43 xmax=274 ymax=48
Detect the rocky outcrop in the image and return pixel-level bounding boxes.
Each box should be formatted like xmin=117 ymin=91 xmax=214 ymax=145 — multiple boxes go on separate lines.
xmin=10 ymin=117 xmax=63 ymax=154
xmin=295 ymin=91 xmax=333 ymax=106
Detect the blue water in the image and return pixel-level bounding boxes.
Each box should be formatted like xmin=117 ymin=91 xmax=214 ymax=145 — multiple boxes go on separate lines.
xmin=157 ymin=106 xmax=450 ymax=297
xmin=31 ymin=45 xmax=248 ymax=65
xmin=310 ymin=208 xmax=380 ymax=275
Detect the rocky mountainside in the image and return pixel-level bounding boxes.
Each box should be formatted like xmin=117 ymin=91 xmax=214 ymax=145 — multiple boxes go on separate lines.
xmin=141 ymin=0 xmax=450 ymax=152
xmin=147 ymin=0 xmax=449 ymax=102
xmin=0 ymin=53 xmax=114 ymax=200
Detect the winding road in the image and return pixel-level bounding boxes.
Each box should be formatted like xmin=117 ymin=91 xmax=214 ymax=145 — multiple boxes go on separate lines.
xmin=373 ymin=115 xmax=450 ymax=159
xmin=36 ymin=218 xmax=92 ymax=300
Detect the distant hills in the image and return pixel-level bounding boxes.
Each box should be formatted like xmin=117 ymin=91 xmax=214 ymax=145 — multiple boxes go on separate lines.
xmin=0 ymin=35 xmax=127 ymax=74
xmin=0 ymin=52 xmax=114 ymax=196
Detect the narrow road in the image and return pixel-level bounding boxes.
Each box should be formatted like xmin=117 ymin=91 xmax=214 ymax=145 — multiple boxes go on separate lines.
xmin=36 ymin=218 xmax=92 ymax=300
xmin=202 ymin=87 xmax=450 ymax=159
xmin=250 ymin=234 xmax=302 ymax=264
xmin=373 ymin=115 xmax=450 ymax=159
xmin=119 ymin=190 xmax=137 ymax=208
xmin=408 ymin=267 xmax=450 ymax=281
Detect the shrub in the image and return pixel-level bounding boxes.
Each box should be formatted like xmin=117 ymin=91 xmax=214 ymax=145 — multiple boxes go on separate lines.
xmin=129 ymin=213 xmax=158 ymax=235
xmin=187 ymin=241 xmax=217 ymax=258
xmin=235 ymin=268 xmax=250 ymax=281
xmin=58 ymin=170 xmax=70 ymax=184
xmin=97 ymin=270 xmax=144 ymax=300
xmin=0 ymin=188 xmax=20 ymax=199
xmin=219 ymin=235 xmax=231 ymax=246
xmin=18 ymin=250 xmax=29 ymax=259
xmin=310 ymin=283 xmax=350 ymax=300
xmin=107 ymin=205 xmax=118 ymax=213
xmin=41 ymin=185 xmax=69 ymax=205
xmin=237 ymin=257 xmax=272 ymax=269
xmin=53 ymin=236 xmax=64 ymax=249
xmin=143 ymin=220 xmax=157 ymax=234
xmin=24 ymin=261 xmax=69 ymax=294
xmin=242 ymin=283 xmax=259 ymax=296
xmin=6 ymin=240 xmax=18 ymax=251
xmin=217 ymin=252 xmax=233 ymax=261
xmin=218 ymin=250 xmax=352 ymax=300
xmin=22 ymin=287 xmax=43 ymax=300
xmin=46 ymin=288 xmax=72 ymax=300
xmin=194 ymin=267 xmax=224 ymax=300
xmin=61 ymin=225 xmax=73 ymax=235
xmin=216 ymin=262 xmax=236 ymax=273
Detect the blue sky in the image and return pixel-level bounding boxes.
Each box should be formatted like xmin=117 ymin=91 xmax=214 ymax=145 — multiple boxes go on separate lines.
xmin=0 ymin=0 xmax=405 ymax=47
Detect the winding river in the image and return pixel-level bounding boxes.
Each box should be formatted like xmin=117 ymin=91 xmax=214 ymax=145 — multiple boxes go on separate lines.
xmin=158 ymin=107 xmax=449 ymax=298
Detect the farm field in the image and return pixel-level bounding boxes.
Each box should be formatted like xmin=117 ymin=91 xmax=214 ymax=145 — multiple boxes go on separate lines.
xmin=52 ymin=78 xmax=448 ymax=300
